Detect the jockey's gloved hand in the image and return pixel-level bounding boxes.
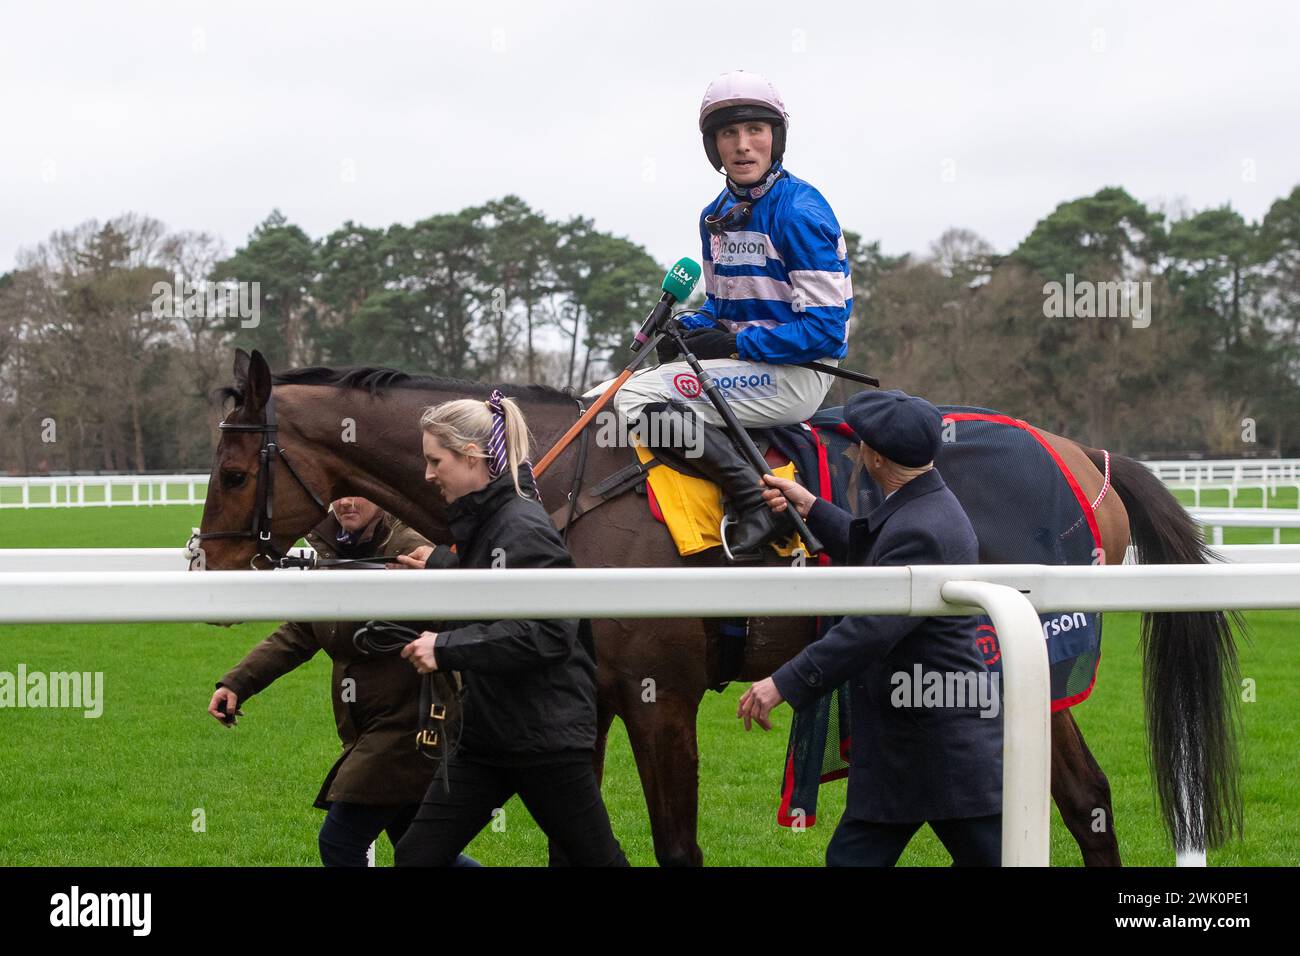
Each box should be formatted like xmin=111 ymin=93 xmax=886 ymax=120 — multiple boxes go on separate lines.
xmin=656 ymin=334 xmax=683 ymax=365
xmin=681 ymin=328 xmax=739 ymax=361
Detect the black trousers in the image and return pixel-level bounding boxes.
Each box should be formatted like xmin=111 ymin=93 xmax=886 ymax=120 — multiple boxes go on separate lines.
xmin=318 ymin=801 xmax=480 ymax=867
xmin=826 ymin=813 xmax=1002 ymax=867
xmin=394 ymin=753 xmax=628 ymax=867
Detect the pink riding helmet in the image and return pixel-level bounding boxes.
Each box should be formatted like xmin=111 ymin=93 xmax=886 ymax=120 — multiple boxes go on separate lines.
xmin=698 ymin=70 xmax=790 ymax=172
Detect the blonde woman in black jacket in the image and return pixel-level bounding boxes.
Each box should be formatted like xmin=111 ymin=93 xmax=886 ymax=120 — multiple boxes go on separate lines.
xmin=393 ymin=388 xmax=628 ymax=867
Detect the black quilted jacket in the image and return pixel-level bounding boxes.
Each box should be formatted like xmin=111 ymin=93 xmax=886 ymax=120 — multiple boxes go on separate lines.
xmin=433 ymin=466 xmax=597 ymax=762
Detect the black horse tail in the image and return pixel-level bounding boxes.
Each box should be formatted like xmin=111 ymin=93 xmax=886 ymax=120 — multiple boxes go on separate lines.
xmin=1085 ymin=448 xmax=1244 ymax=851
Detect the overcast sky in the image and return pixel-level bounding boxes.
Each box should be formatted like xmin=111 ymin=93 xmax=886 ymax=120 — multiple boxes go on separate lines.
xmin=2 ymin=0 xmax=1297 ymax=276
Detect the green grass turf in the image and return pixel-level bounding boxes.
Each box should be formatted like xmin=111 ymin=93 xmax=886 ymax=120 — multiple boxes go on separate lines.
xmin=1171 ymin=486 xmax=1300 ymax=509
xmin=0 ymin=504 xmax=207 ymax=549
xmin=0 ymin=506 xmax=1296 ymax=866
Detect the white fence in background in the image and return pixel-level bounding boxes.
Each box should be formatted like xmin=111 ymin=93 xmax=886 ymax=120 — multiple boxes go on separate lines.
xmin=2 ymin=459 xmax=1298 ymax=511
xmin=1145 ymin=458 xmax=1300 ymax=508
xmin=0 ymin=474 xmax=209 ymax=509
xmin=1201 ymin=544 xmax=1300 ymax=563
xmin=1189 ymin=508 xmax=1300 ymax=545
xmin=2 ymin=560 xmax=1296 ymax=866
xmin=1143 ymin=457 xmax=1300 ymax=484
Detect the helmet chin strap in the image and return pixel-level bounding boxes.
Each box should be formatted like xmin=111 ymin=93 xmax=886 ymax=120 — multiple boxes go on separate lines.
xmin=725 ymin=160 xmax=784 ymax=202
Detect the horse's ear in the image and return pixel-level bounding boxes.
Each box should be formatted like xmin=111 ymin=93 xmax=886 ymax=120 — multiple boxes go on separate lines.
xmin=233 ymin=348 xmax=251 ymax=383
xmin=246 ymin=349 xmax=272 ymax=414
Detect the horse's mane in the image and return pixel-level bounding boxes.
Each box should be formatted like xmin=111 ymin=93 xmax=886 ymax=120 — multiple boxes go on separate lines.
xmin=216 ymin=365 xmax=578 ymax=407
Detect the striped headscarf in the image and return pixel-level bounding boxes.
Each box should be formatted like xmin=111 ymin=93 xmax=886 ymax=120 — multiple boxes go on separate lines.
xmin=485 ymin=388 xmax=541 ymax=502
xmin=485 ymin=389 xmax=509 ymax=479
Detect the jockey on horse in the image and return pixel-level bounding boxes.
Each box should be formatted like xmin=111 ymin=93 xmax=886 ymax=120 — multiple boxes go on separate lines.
xmin=585 ymin=70 xmax=852 ymax=559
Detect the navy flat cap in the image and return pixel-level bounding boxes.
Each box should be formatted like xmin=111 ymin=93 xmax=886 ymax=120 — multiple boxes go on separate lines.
xmin=845 ymin=389 xmax=943 ymax=467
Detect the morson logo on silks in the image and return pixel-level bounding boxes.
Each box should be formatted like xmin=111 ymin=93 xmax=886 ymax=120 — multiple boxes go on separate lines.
xmin=974 ymin=608 xmax=1099 ymax=701
xmin=664 ymin=365 xmax=779 ymax=402
xmin=711 ymin=231 xmax=771 ymax=268
xmin=1042 ymin=611 xmax=1090 ymax=640
xmin=672 ymin=373 xmax=702 ymax=398
xmin=975 ymin=624 xmax=1001 ymax=666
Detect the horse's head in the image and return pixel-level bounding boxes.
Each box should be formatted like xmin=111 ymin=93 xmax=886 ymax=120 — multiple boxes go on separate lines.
xmin=189 ymin=348 xmax=330 ymax=570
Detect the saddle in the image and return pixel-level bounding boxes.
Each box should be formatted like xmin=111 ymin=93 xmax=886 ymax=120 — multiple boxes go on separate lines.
xmin=549 ymin=407 xmax=867 ymax=558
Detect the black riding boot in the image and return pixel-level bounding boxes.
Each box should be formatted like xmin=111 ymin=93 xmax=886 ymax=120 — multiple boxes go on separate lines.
xmin=634 ymin=401 xmax=794 ymax=560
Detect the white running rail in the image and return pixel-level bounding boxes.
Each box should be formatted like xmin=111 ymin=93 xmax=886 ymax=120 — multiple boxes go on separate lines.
xmin=0 ymin=474 xmax=209 ymax=509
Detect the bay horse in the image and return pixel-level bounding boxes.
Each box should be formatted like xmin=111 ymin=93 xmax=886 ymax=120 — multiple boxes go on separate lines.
xmin=193 ymin=348 xmax=1242 ymax=866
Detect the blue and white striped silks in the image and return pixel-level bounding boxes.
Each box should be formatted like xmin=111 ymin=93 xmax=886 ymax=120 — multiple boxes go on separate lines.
xmin=681 ymin=166 xmax=853 ymax=365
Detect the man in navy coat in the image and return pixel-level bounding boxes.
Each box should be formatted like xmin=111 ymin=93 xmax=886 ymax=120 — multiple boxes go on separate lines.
xmin=738 ymin=388 xmax=1004 ymax=866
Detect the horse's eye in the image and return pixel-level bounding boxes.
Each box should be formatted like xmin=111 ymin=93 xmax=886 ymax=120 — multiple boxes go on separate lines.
xmin=221 ymin=470 xmax=248 ymax=490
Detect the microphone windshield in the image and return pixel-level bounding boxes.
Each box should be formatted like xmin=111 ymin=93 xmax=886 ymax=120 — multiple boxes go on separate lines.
xmin=661 ymin=257 xmax=702 ymax=300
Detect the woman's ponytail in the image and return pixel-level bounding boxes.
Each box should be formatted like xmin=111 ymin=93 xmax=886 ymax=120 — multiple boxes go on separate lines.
xmin=498 ymin=396 xmax=535 ymax=499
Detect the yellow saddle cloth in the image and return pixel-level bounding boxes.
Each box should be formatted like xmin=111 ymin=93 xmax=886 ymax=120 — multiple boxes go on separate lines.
xmin=633 ymin=444 xmax=807 ymax=558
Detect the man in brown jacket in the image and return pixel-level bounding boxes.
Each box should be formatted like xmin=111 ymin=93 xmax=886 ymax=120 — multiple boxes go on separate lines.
xmin=207 ymin=496 xmax=477 ymax=866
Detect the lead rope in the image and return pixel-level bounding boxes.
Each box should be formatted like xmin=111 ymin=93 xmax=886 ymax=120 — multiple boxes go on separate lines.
xmin=352 ymin=621 xmax=464 ymax=795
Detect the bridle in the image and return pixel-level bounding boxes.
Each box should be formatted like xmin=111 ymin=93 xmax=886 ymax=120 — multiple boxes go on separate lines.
xmin=188 ymin=392 xmax=329 ymax=569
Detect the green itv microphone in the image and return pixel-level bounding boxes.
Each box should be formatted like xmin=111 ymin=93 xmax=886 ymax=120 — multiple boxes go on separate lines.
xmin=631 ymin=257 xmax=702 ymax=354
